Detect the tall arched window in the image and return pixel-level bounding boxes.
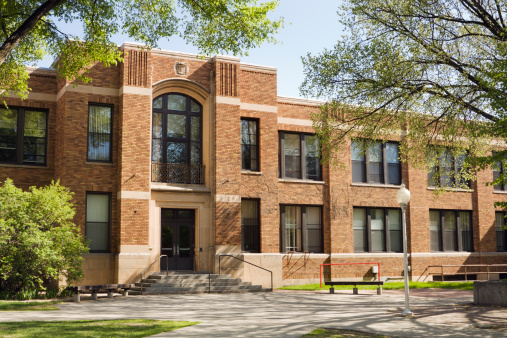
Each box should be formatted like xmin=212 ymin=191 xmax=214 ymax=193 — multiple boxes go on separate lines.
xmin=152 ymin=93 xmax=203 ymax=184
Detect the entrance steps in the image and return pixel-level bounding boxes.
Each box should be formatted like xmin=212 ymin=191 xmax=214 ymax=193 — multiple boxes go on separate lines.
xmin=130 ymin=272 xmax=268 ymax=295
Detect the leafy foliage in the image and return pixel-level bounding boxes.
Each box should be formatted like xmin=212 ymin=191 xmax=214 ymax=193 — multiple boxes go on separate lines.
xmin=301 ymin=0 xmax=507 ymax=195
xmin=0 ymin=179 xmax=88 ymax=293
xmin=0 ymin=0 xmax=283 ymax=102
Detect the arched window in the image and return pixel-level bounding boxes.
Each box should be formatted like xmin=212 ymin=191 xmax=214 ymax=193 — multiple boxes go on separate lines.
xmin=152 ymin=93 xmax=203 ymax=184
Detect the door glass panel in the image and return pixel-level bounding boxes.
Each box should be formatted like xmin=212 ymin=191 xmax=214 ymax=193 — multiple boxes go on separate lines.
xmin=191 ymin=117 xmax=200 ymax=141
xmin=179 ymin=225 xmax=191 ymax=257
xmin=167 ymin=95 xmax=186 ymax=111
xmin=167 ymin=142 xmax=186 ymax=163
xmin=167 ymin=114 xmax=186 ymax=138
xmin=161 ymin=226 xmax=174 ymax=257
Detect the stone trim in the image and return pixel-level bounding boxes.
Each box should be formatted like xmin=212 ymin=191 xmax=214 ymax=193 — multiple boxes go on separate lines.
xmin=120 ymin=86 xmax=152 ymax=96
xmin=216 ymin=96 xmax=241 ymax=105
xmin=117 ymin=191 xmax=150 ymax=200
xmin=216 ymin=194 xmax=241 ymax=203
xmin=213 ymin=55 xmax=241 ymax=63
xmin=278 ymin=96 xmax=326 ymax=106
xmin=241 ymin=102 xmax=277 ymax=113
xmin=277 ymin=117 xmax=313 ymax=127
xmin=57 ymin=84 xmax=119 ymax=101
xmin=241 ymin=63 xmax=277 ymax=74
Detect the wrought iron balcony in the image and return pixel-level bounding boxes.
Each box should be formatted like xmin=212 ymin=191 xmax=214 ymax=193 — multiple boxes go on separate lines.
xmin=151 ymin=163 xmax=205 ymax=185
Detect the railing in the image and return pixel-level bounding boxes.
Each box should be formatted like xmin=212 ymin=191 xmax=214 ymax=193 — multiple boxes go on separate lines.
xmin=152 ymin=163 xmax=205 ymax=185
xmin=139 ymin=255 xmax=168 ymax=295
xmin=218 ymin=255 xmax=273 ymax=291
xmin=428 ymin=264 xmax=507 ymax=281
xmin=194 ymin=254 xmax=211 ymax=293
xmin=319 ymin=262 xmax=381 ymax=288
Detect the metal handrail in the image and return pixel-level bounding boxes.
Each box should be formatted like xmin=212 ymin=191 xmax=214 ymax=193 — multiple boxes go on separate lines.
xmin=428 ymin=264 xmax=507 ymax=281
xmin=218 ymin=254 xmax=273 ymax=291
xmin=140 ymin=255 xmax=168 ymax=295
xmin=194 ymin=254 xmax=211 ymax=293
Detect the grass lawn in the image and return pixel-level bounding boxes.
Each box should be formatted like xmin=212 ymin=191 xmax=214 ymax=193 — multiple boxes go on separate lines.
xmin=0 ymin=301 xmax=61 ymax=311
xmin=280 ymin=281 xmax=473 ymax=291
xmin=301 ymin=328 xmax=393 ymax=337
xmin=0 ymin=319 xmax=199 ymax=337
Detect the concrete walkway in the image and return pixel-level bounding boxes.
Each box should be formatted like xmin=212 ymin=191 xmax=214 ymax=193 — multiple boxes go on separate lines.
xmin=1 ymin=289 xmax=506 ymax=337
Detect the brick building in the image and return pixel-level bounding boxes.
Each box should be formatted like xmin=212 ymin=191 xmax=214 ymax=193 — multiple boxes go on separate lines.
xmin=2 ymin=42 xmax=507 ymax=287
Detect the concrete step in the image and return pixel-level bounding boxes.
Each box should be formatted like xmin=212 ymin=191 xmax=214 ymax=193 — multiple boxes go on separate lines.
xmin=135 ymin=281 xmax=250 ymax=288
xmin=130 ymin=285 xmax=263 ymax=295
xmin=148 ymin=274 xmax=232 ymax=280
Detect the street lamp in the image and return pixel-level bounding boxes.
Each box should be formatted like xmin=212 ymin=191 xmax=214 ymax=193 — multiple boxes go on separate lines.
xmin=396 ymin=181 xmax=413 ymax=317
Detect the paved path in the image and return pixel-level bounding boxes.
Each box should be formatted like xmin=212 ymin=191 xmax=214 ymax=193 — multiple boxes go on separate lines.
xmin=1 ymin=289 xmax=506 ymax=337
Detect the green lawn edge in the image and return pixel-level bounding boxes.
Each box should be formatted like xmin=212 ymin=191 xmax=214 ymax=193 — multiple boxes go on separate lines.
xmin=0 ymin=300 xmax=62 ymax=311
xmin=280 ymin=281 xmax=473 ymax=291
xmin=301 ymin=327 xmax=392 ymax=337
xmin=0 ymin=319 xmax=199 ymax=337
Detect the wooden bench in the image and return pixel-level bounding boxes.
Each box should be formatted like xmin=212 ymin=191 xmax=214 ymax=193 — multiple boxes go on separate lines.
xmin=325 ymin=281 xmax=384 ymax=295
xmin=66 ymin=284 xmax=133 ymax=302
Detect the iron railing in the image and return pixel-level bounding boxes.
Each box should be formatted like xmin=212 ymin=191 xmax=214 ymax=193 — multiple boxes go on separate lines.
xmin=194 ymin=254 xmax=211 ymax=293
xmin=152 ymin=163 xmax=205 ymax=185
xmin=218 ymin=255 xmax=273 ymax=291
xmin=139 ymin=255 xmax=168 ymax=295
xmin=428 ymin=264 xmax=507 ymax=281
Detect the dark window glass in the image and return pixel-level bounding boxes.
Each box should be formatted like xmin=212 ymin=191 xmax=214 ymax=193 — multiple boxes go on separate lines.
xmin=353 ymin=207 xmax=401 ymax=253
xmin=241 ymin=119 xmax=259 ymax=171
xmin=493 ymin=153 xmax=507 ymax=191
xmin=241 ymin=199 xmax=260 ymax=252
xmin=427 ymin=148 xmax=469 ymax=188
xmin=86 ymin=193 xmax=110 ymax=252
xmin=429 ymin=210 xmax=473 ymax=252
xmin=305 ymin=135 xmax=322 ymax=180
xmin=281 ymin=205 xmax=322 ymax=253
xmin=0 ymin=107 xmax=47 ymax=165
xmin=351 ymin=140 xmax=400 ymax=185
xmin=496 ymin=212 xmax=507 ymax=252
xmin=284 ymin=134 xmax=301 ymax=179
xmin=88 ymin=105 xmax=112 ymax=162
xmin=280 ymin=132 xmax=321 ymax=181
xmin=152 ymin=94 xmax=202 ymax=184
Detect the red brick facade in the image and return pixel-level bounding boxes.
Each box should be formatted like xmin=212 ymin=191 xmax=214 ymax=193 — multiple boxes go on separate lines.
xmin=1 ymin=42 xmax=506 ymax=286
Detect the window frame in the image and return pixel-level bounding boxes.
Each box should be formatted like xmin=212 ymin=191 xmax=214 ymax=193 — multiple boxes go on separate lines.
xmin=492 ymin=153 xmax=507 ymax=191
xmin=0 ymin=106 xmax=49 ymax=166
xmin=280 ymin=205 xmax=323 ymax=253
xmin=429 ymin=209 xmax=473 ymax=252
xmin=241 ymin=198 xmax=261 ymax=253
xmin=87 ymin=103 xmax=113 ymax=163
xmin=85 ymin=192 xmax=112 ymax=253
xmin=351 ymin=140 xmax=401 ymax=185
xmin=352 ymin=207 xmax=402 ymax=253
xmin=241 ymin=118 xmax=260 ymax=172
xmin=495 ymin=211 xmax=507 ymax=252
xmin=279 ymin=131 xmax=322 ymax=181
xmin=427 ymin=148 xmax=469 ymax=188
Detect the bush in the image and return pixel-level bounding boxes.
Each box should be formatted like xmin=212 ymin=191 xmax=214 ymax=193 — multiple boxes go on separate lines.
xmin=15 ymin=289 xmax=39 ymax=301
xmin=0 ymin=179 xmax=89 ymax=293
xmin=45 ymin=288 xmax=59 ymax=299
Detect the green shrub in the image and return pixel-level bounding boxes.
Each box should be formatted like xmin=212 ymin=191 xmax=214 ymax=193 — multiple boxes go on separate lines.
xmin=45 ymin=288 xmax=59 ymax=299
xmin=15 ymin=288 xmax=39 ymax=301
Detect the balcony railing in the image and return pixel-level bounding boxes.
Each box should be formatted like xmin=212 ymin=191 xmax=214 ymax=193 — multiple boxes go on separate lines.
xmin=152 ymin=163 xmax=205 ymax=185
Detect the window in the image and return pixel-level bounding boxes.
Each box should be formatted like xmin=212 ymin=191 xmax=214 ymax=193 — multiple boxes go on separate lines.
xmin=0 ymin=107 xmax=47 ymax=165
xmin=87 ymin=104 xmax=112 ymax=162
xmin=351 ymin=140 xmax=401 ymax=185
xmin=493 ymin=154 xmax=507 ymax=191
xmin=241 ymin=199 xmax=260 ymax=252
xmin=429 ymin=210 xmax=473 ymax=252
xmin=152 ymin=93 xmax=203 ymax=184
xmin=85 ymin=193 xmax=111 ymax=252
xmin=241 ymin=119 xmax=259 ymax=171
xmin=280 ymin=205 xmax=322 ymax=253
xmin=279 ymin=132 xmax=322 ymax=181
xmin=495 ymin=212 xmax=507 ymax=252
xmin=427 ymin=148 xmax=469 ymax=188
xmin=353 ymin=207 xmax=402 ymax=252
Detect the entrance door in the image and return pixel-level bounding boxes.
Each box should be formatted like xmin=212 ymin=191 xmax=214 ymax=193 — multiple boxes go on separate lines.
xmin=161 ymin=209 xmax=194 ymax=271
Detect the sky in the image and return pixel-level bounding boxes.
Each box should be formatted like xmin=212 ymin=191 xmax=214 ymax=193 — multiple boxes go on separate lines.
xmin=37 ymin=1 xmax=344 ymax=100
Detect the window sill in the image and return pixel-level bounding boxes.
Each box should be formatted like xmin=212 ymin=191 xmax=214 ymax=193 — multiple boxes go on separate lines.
xmin=278 ymin=178 xmax=325 ymax=185
xmin=151 ymin=182 xmax=211 ymax=193
xmin=493 ymin=190 xmax=507 ymax=194
xmin=351 ymin=182 xmax=401 ymax=189
xmin=0 ymin=163 xmax=49 ymax=169
xmin=241 ymin=170 xmax=262 ymax=176
xmin=427 ymin=186 xmax=473 ymax=193
xmin=85 ymin=161 xmax=113 ymax=166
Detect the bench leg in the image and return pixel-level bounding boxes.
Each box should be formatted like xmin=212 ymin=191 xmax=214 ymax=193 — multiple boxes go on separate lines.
xmin=122 ymin=290 xmax=129 ymax=297
xmin=91 ymin=292 xmax=98 ymax=301
xmin=329 ymin=287 xmax=335 ymax=294
xmin=377 ymin=287 xmax=382 ymax=295
xmin=107 ymin=291 xmax=114 ymax=299
xmin=73 ymin=293 xmax=80 ymax=303
xmin=353 ymin=287 xmax=358 ymax=295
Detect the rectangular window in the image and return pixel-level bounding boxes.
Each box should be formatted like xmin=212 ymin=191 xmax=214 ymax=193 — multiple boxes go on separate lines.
xmin=280 ymin=205 xmax=322 ymax=253
xmin=241 ymin=199 xmax=260 ymax=252
xmin=353 ymin=207 xmax=402 ymax=253
xmin=351 ymin=140 xmax=401 ymax=185
xmin=279 ymin=132 xmax=322 ymax=181
xmin=241 ymin=119 xmax=259 ymax=171
xmin=87 ymin=104 xmax=112 ymax=162
xmin=496 ymin=212 xmax=507 ymax=252
xmin=493 ymin=153 xmax=507 ymax=191
xmin=427 ymin=148 xmax=469 ymax=188
xmin=86 ymin=193 xmax=111 ymax=252
xmin=0 ymin=107 xmax=47 ymax=165
xmin=429 ymin=210 xmax=473 ymax=252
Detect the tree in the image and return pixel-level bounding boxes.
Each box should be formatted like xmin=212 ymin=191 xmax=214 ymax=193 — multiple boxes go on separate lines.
xmin=0 ymin=0 xmax=283 ymax=101
xmin=300 ymin=0 xmax=507 ymax=194
xmin=0 ymin=179 xmax=88 ymax=292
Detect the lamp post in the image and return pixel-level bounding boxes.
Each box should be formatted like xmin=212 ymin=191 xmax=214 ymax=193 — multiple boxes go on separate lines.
xmin=396 ymin=181 xmax=412 ymax=317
